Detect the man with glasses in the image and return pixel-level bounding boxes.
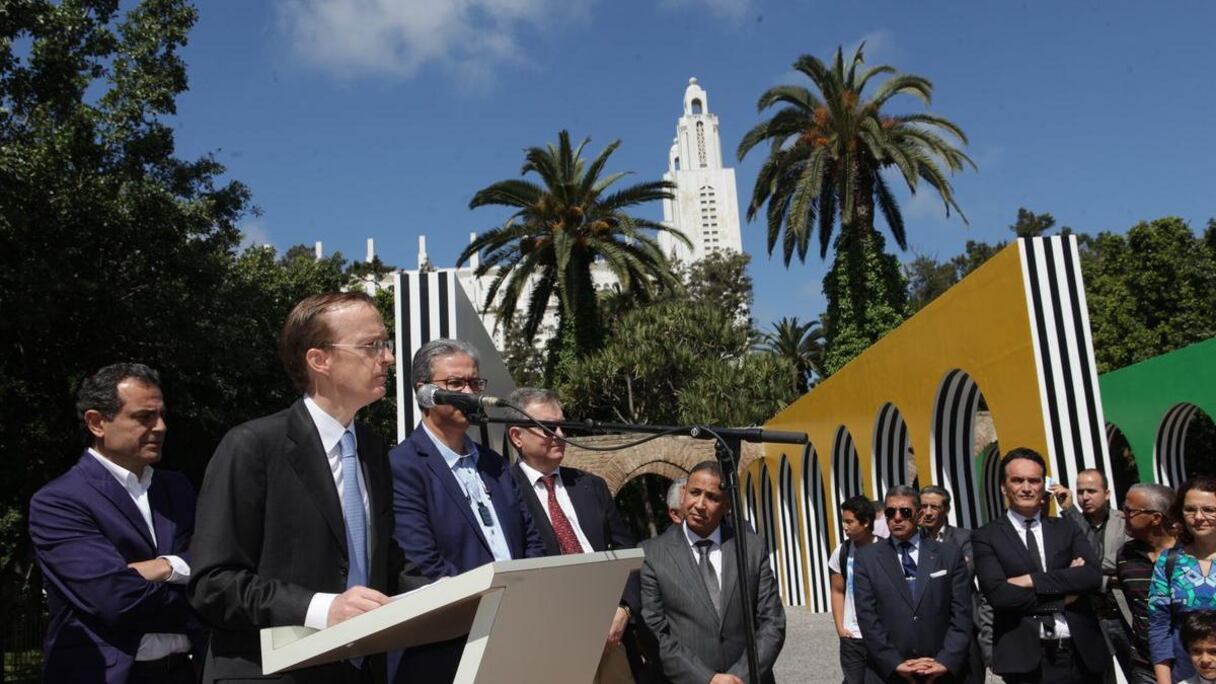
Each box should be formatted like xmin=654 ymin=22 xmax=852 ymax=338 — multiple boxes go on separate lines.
xmin=852 ymin=485 xmax=974 ymax=683
xmin=389 ymin=338 xmax=544 ymax=683
xmin=971 ymin=448 xmax=1109 ymax=683
xmin=1115 ymin=484 xmax=1176 ymax=684
xmin=191 ymin=292 xmax=421 ymax=683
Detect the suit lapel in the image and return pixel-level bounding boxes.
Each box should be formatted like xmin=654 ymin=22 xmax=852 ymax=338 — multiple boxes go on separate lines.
xmin=668 ymin=525 xmax=720 ymax=619
xmin=912 ymin=540 xmax=938 ymax=612
xmin=285 ymin=400 xmax=348 ymax=556
xmin=416 ymin=431 xmax=491 ymax=552
xmin=877 ymin=540 xmax=915 ymax=607
xmin=147 ymin=473 xmax=176 ymax=555
xmin=718 ymin=526 xmax=738 ymax=625
xmin=563 ymin=469 xmax=604 ymax=551
xmin=512 ymin=464 xmax=559 ymax=555
xmin=79 ymin=453 xmax=156 ymax=553
xmin=997 ymin=515 xmax=1037 ymax=571
xmin=481 ymin=455 xmax=520 ymax=555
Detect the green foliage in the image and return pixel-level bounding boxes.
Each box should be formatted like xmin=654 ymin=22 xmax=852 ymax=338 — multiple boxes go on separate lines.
xmin=681 ymin=250 xmax=754 ymax=323
xmin=904 ymin=253 xmax=957 ymax=313
xmin=822 ymin=229 xmax=907 ymax=374
xmin=459 ymin=130 xmax=686 ymax=363
xmin=760 ymin=316 xmax=825 ymax=393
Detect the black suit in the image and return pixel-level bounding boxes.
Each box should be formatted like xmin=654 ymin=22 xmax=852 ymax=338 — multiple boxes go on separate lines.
xmin=189 ymin=399 xmax=421 ymax=683
xmin=852 ymin=536 xmax=973 ymax=683
xmin=972 ymin=513 xmax=1108 ymax=680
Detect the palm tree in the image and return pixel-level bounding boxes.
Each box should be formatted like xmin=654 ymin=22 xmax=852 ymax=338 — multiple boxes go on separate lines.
xmin=459 ymin=130 xmax=688 ymax=361
xmin=761 ymin=317 xmax=825 ymax=393
xmin=738 ymin=44 xmax=974 ymax=373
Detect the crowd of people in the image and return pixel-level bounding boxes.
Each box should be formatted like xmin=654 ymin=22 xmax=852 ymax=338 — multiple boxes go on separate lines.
xmin=24 ymin=290 xmax=1216 ymax=684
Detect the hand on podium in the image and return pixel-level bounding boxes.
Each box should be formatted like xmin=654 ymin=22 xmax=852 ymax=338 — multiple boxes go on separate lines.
xmin=327 ymin=586 xmax=390 ymax=627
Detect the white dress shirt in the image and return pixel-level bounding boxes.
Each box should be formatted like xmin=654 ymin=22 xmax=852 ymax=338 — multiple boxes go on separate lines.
xmin=517 ymin=460 xmax=593 ymax=553
xmin=302 ymin=396 xmax=371 ymax=631
xmin=891 ymin=531 xmax=922 ymax=570
xmin=87 ymin=450 xmax=191 ymax=660
xmin=1005 ymin=508 xmax=1071 ymax=638
xmin=683 ymin=521 xmax=723 ymax=585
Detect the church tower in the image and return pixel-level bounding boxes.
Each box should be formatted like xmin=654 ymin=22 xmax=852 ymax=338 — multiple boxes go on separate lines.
xmin=659 ymin=77 xmax=744 ymax=264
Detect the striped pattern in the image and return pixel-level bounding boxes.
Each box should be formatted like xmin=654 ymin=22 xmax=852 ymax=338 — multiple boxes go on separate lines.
xmin=777 ymin=456 xmax=806 ymax=606
xmin=1155 ymin=403 xmax=1199 ymax=486
xmin=392 ymin=270 xmax=458 ymax=439
xmin=800 ymin=445 xmax=832 ymax=613
xmin=758 ymin=465 xmax=780 ymax=599
xmin=832 ymin=427 xmax=863 ymax=504
xmin=930 ymin=369 xmax=982 ymax=529
xmin=979 ymin=443 xmax=1004 ymax=523
xmin=873 ymin=402 xmax=913 ymax=496
xmin=1017 ymin=235 xmax=1114 ymax=495
xmin=743 ymin=472 xmax=758 ymax=534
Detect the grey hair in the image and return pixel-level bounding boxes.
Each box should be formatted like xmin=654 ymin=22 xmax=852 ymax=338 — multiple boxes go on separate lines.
xmin=1128 ymin=483 xmax=1175 ymax=520
xmin=666 ymin=477 xmax=687 ymax=511
xmin=410 ymin=338 xmax=480 ymax=387
xmin=885 ymin=485 xmax=921 ymax=508
xmin=503 ymin=387 xmax=560 ymax=420
xmin=919 ymin=485 xmax=952 ymax=509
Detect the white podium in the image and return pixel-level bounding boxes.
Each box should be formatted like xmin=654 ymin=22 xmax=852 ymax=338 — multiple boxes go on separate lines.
xmin=259 ymin=549 xmax=644 ymax=683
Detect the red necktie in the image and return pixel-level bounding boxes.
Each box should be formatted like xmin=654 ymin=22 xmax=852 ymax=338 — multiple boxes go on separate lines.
xmin=542 ymin=474 xmax=583 ymax=555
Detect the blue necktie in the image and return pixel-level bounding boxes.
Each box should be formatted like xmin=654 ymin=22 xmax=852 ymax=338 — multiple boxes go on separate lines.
xmin=899 ymin=540 xmax=918 ymax=601
xmin=340 ymin=430 xmax=368 ymax=590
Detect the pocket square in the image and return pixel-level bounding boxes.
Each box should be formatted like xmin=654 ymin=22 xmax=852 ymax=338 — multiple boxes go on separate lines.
xmin=930 ymin=569 xmax=948 ymax=578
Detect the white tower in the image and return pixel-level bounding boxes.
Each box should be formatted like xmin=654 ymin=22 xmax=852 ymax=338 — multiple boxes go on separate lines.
xmin=660 ymin=77 xmax=744 ymax=264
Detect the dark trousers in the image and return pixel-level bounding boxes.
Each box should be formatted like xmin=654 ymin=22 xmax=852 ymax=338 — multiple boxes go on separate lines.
xmin=1000 ymin=641 xmax=1090 ymax=684
xmin=129 ymin=653 xmax=197 ymax=684
xmin=839 ymin=636 xmax=867 ymax=684
xmin=1099 ymin=616 xmax=1133 ymax=683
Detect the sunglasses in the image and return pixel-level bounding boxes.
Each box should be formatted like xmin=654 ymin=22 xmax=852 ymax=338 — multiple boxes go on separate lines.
xmin=884 ymin=507 xmax=915 ymax=520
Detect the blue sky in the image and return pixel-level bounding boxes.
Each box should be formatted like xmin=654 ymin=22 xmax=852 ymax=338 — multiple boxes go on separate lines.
xmin=172 ymin=1 xmax=1216 ymax=329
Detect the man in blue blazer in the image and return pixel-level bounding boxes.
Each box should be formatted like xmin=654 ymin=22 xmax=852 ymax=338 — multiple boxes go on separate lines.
xmin=30 ymin=363 xmax=200 ymax=684
xmin=853 ymin=485 xmax=974 ymax=683
xmin=389 ymin=338 xmax=544 ymax=682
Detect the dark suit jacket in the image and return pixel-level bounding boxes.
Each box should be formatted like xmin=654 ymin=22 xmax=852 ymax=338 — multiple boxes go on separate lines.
xmin=189 ymin=399 xmax=416 ymax=684
xmin=972 ymin=513 xmax=1108 ymax=676
xmin=388 ymin=426 xmax=544 ymax=579
xmin=852 ymin=536 xmax=973 ymax=683
xmin=640 ymin=523 xmax=786 ymax=684
xmin=30 ymin=452 xmax=200 ymax=684
xmin=936 ymin=525 xmax=974 ymax=568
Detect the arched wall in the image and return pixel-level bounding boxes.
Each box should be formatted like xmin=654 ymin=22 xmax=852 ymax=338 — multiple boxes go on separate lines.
xmin=930 ymin=370 xmax=985 ymax=529
xmin=832 ymin=427 xmax=863 ymax=507
xmin=1155 ymin=403 xmax=1207 ymax=487
xmin=800 ymin=444 xmax=832 ymax=612
xmin=778 ymin=456 xmax=806 ymax=606
xmin=758 ymin=466 xmax=780 ymax=599
xmin=873 ymin=403 xmax=914 ymax=496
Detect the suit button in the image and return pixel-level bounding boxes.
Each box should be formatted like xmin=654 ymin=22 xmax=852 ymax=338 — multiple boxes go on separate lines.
xmin=913 ymin=616 xmax=918 ymax=622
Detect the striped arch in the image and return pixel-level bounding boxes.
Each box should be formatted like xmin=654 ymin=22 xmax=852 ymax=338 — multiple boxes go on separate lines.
xmin=832 ymin=427 xmax=863 ymax=505
xmin=758 ymin=465 xmax=780 ymax=593
xmin=743 ymin=472 xmax=758 ymax=533
xmin=979 ymin=443 xmax=1004 ymax=523
xmin=801 ymin=444 xmax=832 ymax=613
xmin=930 ymin=369 xmax=984 ymax=529
xmin=873 ymin=402 xmax=914 ymax=497
xmin=777 ymin=456 xmax=806 ymax=606
xmin=1155 ymin=403 xmax=1204 ymax=487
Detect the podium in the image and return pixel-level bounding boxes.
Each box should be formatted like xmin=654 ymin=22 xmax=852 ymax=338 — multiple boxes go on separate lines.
xmin=259 ymin=549 xmax=644 ymax=683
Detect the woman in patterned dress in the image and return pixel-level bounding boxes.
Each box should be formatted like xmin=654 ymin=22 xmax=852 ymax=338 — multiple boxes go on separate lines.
xmin=1149 ymin=476 xmax=1216 ymax=684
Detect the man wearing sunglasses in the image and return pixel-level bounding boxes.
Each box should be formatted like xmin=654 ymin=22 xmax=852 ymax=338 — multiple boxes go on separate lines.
xmin=852 ymin=485 xmax=974 ymax=683
xmin=1115 ymin=484 xmax=1177 ymax=684
xmin=389 ymin=338 xmax=545 ymax=683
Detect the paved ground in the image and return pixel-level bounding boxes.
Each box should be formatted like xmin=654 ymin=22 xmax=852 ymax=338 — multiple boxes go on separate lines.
xmin=774 ymin=608 xmax=1001 ymax=683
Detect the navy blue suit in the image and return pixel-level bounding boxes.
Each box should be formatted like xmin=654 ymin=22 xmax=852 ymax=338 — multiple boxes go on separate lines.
xmin=388 ymin=425 xmax=544 ymax=682
xmin=29 ymin=451 xmax=200 ymax=684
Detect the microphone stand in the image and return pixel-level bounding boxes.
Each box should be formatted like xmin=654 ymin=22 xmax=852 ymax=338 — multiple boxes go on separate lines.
xmin=475 ymin=412 xmax=805 ymax=684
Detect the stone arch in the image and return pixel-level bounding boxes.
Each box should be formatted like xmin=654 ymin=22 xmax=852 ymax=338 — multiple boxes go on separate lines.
xmin=873 ymin=402 xmax=915 ymax=496
xmin=619 ymin=460 xmax=689 ymax=489
xmin=691 ymin=98 xmax=703 ymax=114
xmin=800 ymin=443 xmax=832 ymax=612
xmin=1154 ymin=403 xmax=1213 ymax=486
xmin=777 ymin=455 xmax=806 ymax=606
xmin=832 ymin=426 xmax=863 ymax=506
xmin=930 ymin=369 xmax=988 ymax=529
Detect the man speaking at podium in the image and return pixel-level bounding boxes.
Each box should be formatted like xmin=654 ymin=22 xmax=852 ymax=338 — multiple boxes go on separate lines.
xmin=389 ymin=338 xmax=544 ymax=682
xmin=190 ymin=292 xmax=420 ymax=683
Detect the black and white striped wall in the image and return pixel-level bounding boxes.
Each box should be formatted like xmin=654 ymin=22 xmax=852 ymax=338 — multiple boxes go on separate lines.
xmin=1155 ymin=403 xmax=1202 ymax=486
xmin=873 ymin=403 xmax=914 ymax=497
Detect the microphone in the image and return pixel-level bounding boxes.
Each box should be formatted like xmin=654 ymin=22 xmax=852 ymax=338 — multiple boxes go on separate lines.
xmin=415 ymin=383 xmax=510 ymax=412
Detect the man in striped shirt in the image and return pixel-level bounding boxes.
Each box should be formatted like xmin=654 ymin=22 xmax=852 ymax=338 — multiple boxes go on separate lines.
xmin=1115 ymin=483 xmax=1177 ymax=684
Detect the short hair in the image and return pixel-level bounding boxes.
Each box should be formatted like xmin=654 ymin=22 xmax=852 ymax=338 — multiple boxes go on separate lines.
xmin=503 ymin=387 xmax=560 ymax=421
xmin=279 ymin=292 xmax=376 ymax=392
xmin=1127 ymin=483 xmax=1175 ymax=524
xmin=919 ymin=485 xmax=953 ymax=510
xmin=76 ymin=363 xmax=161 ymax=443
xmin=1000 ymin=447 xmax=1047 ymax=483
xmin=410 ymin=338 xmax=481 ymax=388
xmin=1180 ymin=610 xmax=1216 ymax=650
xmin=1077 ymin=468 xmax=1109 ymax=490
xmin=840 ymin=495 xmax=876 ymax=529
xmin=1173 ymin=476 xmax=1216 ymax=545
xmin=885 ymin=485 xmax=921 ymax=508
xmin=666 ymin=478 xmax=687 ymax=511
xmin=688 ymin=460 xmax=723 ymax=483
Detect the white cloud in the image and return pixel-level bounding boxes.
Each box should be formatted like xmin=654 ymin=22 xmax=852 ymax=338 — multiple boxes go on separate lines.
xmin=841 ymin=29 xmax=897 ymax=66
xmin=275 ymin=0 xmax=592 ymax=82
xmin=660 ymin=0 xmax=752 ymax=22
xmin=238 ymin=219 xmax=274 ymax=252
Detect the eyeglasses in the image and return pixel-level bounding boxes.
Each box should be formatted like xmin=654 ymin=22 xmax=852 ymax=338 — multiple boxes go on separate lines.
xmin=1121 ymin=506 xmax=1158 ymax=519
xmin=1182 ymin=506 xmax=1216 ymax=519
xmin=430 ymin=376 xmax=489 ymax=392
xmin=885 ymin=507 xmax=915 ymax=520
xmin=324 ymin=339 xmax=394 ymax=356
